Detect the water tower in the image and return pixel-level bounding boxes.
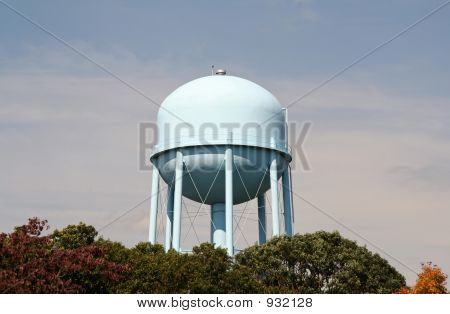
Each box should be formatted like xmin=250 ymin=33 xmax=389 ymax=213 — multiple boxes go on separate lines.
xmin=148 ymin=70 xmax=294 ymax=256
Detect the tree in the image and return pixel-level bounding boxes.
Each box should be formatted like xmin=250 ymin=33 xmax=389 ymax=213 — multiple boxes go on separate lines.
xmin=181 ymin=243 xmax=261 ymax=293
xmin=96 ymin=238 xmax=132 ymax=264
xmin=1 ymin=219 xmax=409 ymax=294
xmin=235 ymin=231 xmax=406 ymax=293
xmin=52 ymin=222 xmax=98 ymax=249
xmin=183 ymin=243 xmax=232 ymax=293
xmin=113 ymin=242 xmax=174 ymax=293
xmin=0 ymin=218 xmax=126 ymax=293
xmin=114 ymin=242 xmax=262 ymax=294
xmin=222 ymin=264 xmax=264 ymax=293
xmin=114 ymin=242 xmax=232 ymax=293
xmin=396 ymin=262 xmax=448 ymax=294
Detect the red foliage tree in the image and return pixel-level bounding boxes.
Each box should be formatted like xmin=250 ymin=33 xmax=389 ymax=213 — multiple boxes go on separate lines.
xmin=0 ymin=218 xmax=127 ymax=293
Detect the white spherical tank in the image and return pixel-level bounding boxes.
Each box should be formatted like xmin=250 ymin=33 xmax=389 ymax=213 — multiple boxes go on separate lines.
xmin=151 ymin=75 xmax=291 ymax=204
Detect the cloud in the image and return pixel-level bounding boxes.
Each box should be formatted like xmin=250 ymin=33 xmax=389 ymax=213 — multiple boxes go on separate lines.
xmin=265 ymin=0 xmax=318 ymax=22
xmin=389 ymin=164 xmax=450 ymax=191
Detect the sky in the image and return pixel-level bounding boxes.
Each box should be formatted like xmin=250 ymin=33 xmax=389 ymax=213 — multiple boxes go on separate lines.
xmin=1 ymin=0 xmax=449 ymax=285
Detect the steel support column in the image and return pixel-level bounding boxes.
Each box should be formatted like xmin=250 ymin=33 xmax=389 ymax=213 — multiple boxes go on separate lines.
xmin=282 ymin=167 xmax=294 ymax=236
xmin=257 ymin=193 xmax=266 ymax=244
xmin=165 ymin=185 xmax=174 ymax=252
xmin=172 ymin=150 xmax=184 ymax=252
xmin=225 ymin=147 xmax=234 ymax=256
xmin=270 ymin=153 xmax=280 ymax=236
xmin=149 ymin=167 xmax=160 ymax=244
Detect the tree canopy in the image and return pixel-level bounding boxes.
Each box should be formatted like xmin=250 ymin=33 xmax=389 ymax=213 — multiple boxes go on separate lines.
xmin=52 ymin=222 xmax=98 ymax=249
xmin=236 ymin=231 xmax=406 ymax=293
xmin=0 ymin=218 xmax=419 ymax=294
xmin=0 ymin=218 xmax=126 ymax=293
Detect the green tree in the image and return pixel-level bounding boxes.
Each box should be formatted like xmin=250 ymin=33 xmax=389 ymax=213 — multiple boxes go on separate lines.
xmin=235 ymin=231 xmax=406 ymax=293
xmin=52 ymin=222 xmax=97 ymax=249
xmin=185 ymin=243 xmax=262 ymax=293
xmin=96 ymin=238 xmax=132 ymax=264
xmin=183 ymin=243 xmax=231 ymax=293
xmin=222 ymin=264 xmax=264 ymax=293
xmin=113 ymin=242 xmax=185 ymax=293
xmin=114 ymin=242 xmax=262 ymax=294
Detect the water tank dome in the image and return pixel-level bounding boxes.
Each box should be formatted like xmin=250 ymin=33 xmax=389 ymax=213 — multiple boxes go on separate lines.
xmin=153 ymin=75 xmax=289 ymax=157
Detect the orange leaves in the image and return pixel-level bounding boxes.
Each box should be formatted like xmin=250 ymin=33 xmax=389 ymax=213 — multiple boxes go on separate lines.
xmin=413 ymin=262 xmax=448 ymax=294
xmin=395 ymin=262 xmax=448 ymax=294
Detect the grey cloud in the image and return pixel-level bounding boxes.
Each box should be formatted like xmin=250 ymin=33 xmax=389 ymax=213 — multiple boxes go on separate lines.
xmin=389 ymin=164 xmax=450 ymax=189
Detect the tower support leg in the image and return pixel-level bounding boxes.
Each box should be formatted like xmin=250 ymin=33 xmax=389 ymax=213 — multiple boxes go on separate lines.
xmin=270 ymin=153 xmax=280 ymax=236
xmin=149 ymin=168 xmax=160 ymax=244
xmin=257 ymin=193 xmax=266 ymax=244
xmin=282 ymin=166 xmax=294 ymax=236
xmin=225 ymin=147 xmax=234 ymax=256
xmin=172 ymin=151 xmax=184 ymax=252
xmin=165 ymin=185 xmax=174 ymax=252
